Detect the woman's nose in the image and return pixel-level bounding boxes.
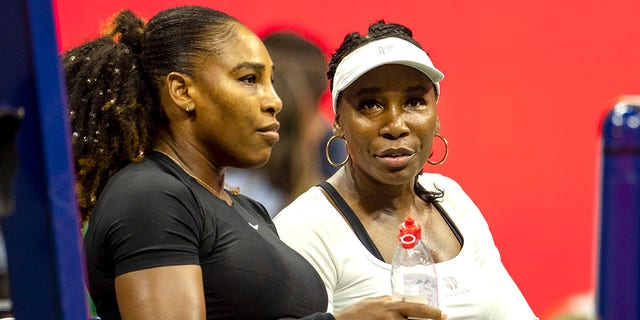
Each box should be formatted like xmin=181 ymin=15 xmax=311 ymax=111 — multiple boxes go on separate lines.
xmin=380 ymin=106 xmax=409 ymax=139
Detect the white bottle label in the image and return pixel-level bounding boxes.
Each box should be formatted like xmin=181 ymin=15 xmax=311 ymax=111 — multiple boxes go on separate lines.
xmin=391 ymin=266 xmax=438 ymax=307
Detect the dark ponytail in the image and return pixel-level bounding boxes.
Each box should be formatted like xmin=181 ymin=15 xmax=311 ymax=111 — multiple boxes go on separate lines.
xmin=63 ymin=10 xmax=158 ymax=223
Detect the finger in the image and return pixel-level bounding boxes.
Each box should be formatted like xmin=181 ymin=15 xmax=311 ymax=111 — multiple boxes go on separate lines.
xmin=393 ymin=301 xmax=443 ymax=319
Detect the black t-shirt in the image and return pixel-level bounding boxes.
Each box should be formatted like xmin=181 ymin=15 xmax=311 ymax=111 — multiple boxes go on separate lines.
xmin=84 ymin=151 xmax=331 ymax=320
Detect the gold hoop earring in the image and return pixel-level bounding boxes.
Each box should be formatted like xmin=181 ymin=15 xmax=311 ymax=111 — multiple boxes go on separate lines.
xmin=427 ymin=133 xmax=448 ymax=165
xmin=325 ymin=135 xmax=349 ymax=167
xmin=185 ymin=102 xmax=195 ymax=112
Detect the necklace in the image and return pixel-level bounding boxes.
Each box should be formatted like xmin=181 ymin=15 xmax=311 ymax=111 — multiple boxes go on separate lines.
xmin=154 ymin=149 xmax=232 ymax=204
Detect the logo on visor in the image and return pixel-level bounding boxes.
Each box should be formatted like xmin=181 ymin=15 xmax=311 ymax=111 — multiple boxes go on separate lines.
xmin=377 ymin=44 xmax=395 ymax=55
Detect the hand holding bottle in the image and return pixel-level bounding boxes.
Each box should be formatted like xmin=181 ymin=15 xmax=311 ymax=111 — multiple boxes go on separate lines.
xmin=333 ymin=296 xmax=446 ymax=320
xmin=333 ymin=217 xmax=445 ymax=320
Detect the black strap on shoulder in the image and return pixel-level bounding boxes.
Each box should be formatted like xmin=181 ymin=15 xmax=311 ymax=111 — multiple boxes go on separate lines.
xmin=317 ymin=182 xmax=385 ymax=261
xmin=432 ymin=200 xmax=464 ymax=246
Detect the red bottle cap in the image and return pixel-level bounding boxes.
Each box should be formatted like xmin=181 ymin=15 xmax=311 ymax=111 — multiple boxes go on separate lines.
xmin=398 ymin=216 xmax=422 ymax=249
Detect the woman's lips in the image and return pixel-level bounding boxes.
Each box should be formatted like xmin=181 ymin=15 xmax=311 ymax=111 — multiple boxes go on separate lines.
xmin=376 ymin=154 xmax=414 ymax=168
xmin=258 ymin=122 xmax=280 ymax=144
xmin=258 ymin=130 xmax=279 ymax=143
xmin=375 ymin=147 xmax=415 ymax=169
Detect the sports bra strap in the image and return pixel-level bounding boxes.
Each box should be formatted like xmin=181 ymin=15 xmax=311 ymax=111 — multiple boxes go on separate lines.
xmin=317 ymin=181 xmax=384 ymax=261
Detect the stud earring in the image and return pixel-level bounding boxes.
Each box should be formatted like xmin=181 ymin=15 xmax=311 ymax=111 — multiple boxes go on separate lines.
xmin=185 ymin=102 xmax=195 ymax=112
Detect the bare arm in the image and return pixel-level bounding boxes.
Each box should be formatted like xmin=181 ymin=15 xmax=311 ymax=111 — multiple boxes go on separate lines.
xmin=115 ymin=265 xmax=206 ymax=320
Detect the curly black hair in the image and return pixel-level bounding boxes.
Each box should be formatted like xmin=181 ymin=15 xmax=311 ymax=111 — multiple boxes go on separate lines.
xmin=63 ymin=6 xmax=239 ymax=223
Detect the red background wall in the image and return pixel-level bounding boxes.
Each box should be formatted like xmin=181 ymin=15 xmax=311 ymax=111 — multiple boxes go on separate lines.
xmin=53 ymin=0 xmax=640 ymax=317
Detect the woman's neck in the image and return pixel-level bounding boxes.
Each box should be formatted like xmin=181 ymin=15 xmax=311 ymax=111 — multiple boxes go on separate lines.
xmin=154 ymin=135 xmax=232 ymax=205
xmin=328 ymin=165 xmax=420 ymax=216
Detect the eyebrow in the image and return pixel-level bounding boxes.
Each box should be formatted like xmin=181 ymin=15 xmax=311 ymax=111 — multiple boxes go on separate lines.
xmin=353 ymin=84 xmax=430 ymax=97
xmin=406 ymin=85 xmax=431 ymax=95
xmin=231 ymin=61 xmax=267 ymax=72
xmin=353 ymin=87 xmax=381 ymax=96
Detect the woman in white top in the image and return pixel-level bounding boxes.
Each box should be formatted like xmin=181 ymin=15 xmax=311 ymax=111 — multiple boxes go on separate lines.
xmin=275 ymin=20 xmax=538 ymax=319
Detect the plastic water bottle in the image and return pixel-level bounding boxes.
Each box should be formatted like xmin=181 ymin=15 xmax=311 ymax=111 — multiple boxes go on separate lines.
xmin=391 ymin=216 xmax=438 ymax=307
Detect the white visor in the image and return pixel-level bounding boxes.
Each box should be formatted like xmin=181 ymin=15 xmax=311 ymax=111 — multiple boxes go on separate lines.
xmin=331 ymin=37 xmax=444 ymax=113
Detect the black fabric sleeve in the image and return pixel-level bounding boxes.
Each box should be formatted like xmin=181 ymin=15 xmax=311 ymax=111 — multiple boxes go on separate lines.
xmin=98 ymin=170 xmax=204 ymax=276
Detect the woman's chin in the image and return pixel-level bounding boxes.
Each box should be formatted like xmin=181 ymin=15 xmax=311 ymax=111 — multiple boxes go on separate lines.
xmin=236 ymin=151 xmax=272 ymax=170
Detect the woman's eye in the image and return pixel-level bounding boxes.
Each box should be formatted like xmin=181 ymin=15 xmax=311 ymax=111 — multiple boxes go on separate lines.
xmin=240 ymin=75 xmax=257 ymax=84
xmin=357 ymin=100 xmax=380 ymax=110
xmin=406 ymin=98 xmax=427 ymax=108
